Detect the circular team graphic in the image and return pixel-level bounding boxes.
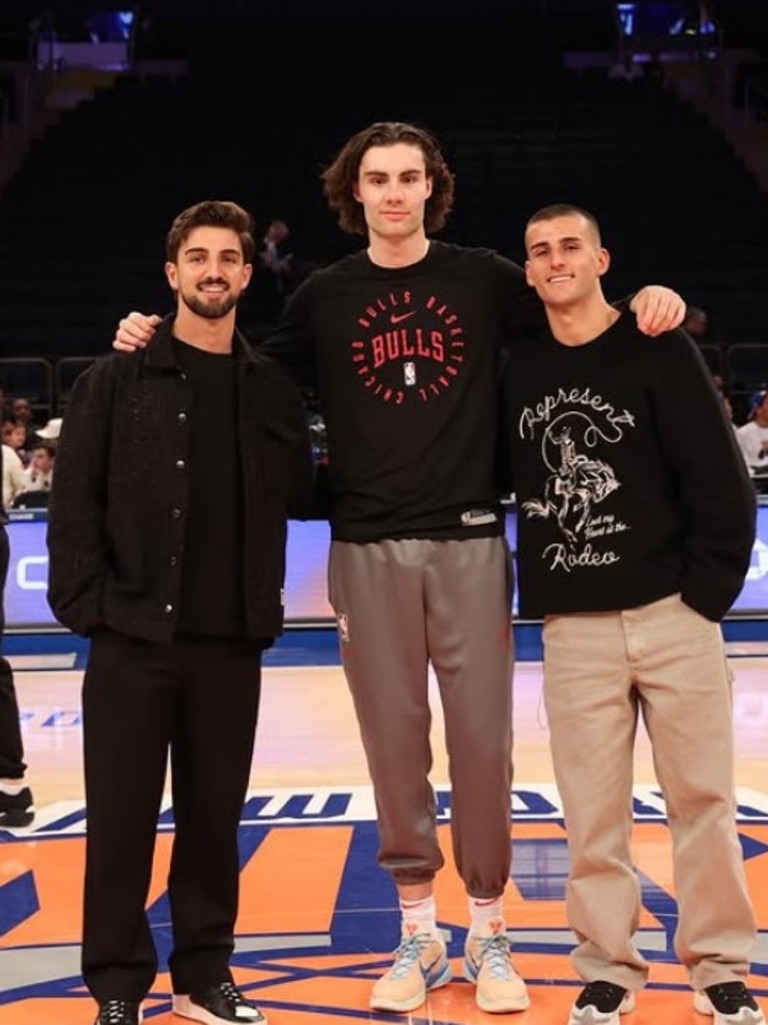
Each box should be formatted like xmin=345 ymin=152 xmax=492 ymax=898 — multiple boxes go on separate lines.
xmin=350 ymin=288 xmax=467 ymax=404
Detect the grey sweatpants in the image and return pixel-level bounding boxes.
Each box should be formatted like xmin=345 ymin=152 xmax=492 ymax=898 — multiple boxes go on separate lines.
xmin=328 ymin=535 xmax=514 ymax=898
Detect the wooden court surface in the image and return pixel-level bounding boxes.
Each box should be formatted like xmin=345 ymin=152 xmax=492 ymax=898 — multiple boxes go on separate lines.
xmin=2 ymin=656 xmax=767 ymax=1024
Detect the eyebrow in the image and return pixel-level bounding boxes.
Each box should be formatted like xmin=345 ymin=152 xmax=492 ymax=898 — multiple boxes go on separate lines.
xmin=361 ymin=167 xmax=424 ymax=178
xmin=529 ymin=235 xmax=583 ymax=251
xmin=183 ymin=246 xmax=242 ymax=258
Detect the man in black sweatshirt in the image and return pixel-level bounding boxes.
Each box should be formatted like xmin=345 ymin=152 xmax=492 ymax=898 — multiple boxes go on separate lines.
xmin=110 ymin=122 xmax=687 ymax=1016
xmin=502 ymin=203 xmax=763 ymax=1025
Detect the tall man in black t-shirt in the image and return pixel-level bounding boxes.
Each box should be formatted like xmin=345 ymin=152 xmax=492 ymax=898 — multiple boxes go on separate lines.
xmin=47 ymin=201 xmax=311 ymax=1025
xmin=502 ymin=204 xmax=763 ymax=1025
xmin=110 ymin=123 xmax=687 ymax=1016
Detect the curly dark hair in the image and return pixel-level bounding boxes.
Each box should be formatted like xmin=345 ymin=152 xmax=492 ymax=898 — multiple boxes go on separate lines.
xmin=321 ymin=121 xmax=455 ymax=236
xmin=166 ymin=200 xmax=255 ymax=263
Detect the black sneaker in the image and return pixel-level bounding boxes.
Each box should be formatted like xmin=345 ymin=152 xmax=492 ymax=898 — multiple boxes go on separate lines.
xmin=0 ymin=786 xmax=34 ymax=827
xmin=94 ymin=999 xmax=143 ymax=1025
xmin=694 ymin=981 xmax=766 ymax=1025
xmin=569 ymin=980 xmax=635 ymax=1025
xmin=173 ymin=981 xmax=266 ymax=1024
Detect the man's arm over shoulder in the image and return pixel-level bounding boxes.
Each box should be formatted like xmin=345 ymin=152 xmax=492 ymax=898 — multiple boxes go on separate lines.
xmin=258 ymin=275 xmax=316 ymax=388
xmin=47 ymin=356 xmax=119 ymax=635
xmin=261 ymin=358 xmax=324 ymax=521
xmin=654 ymin=330 xmax=756 ymax=620
xmin=495 ymin=253 xmax=548 ymax=347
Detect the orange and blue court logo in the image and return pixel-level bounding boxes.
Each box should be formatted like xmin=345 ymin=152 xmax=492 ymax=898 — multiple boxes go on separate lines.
xmin=1 ymin=785 xmax=767 ymax=1024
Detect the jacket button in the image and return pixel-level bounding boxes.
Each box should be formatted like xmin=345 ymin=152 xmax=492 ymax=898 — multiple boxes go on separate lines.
xmin=171 ymin=507 xmax=182 ymax=519
xmin=178 ymin=411 xmax=188 ymax=424
xmin=170 ymin=555 xmax=178 ymax=567
xmin=175 ymin=459 xmax=185 ymax=471
xmin=164 ymin=603 xmax=173 ymax=614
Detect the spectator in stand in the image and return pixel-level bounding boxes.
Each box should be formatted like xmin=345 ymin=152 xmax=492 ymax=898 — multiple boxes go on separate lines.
xmin=682 ymin=305 xmax=724 ymax=349
xmin=1 ymin=441 xmax=26 ymax=509
xmin=21 ymin=442 xmax=56 ymax=496
xmin=2 ymin=419 xmax=30 ymax=467
xmin=11 ymin=398 xmax=40 ymax=447
xmin=34 ymin=417 xmax=63 ymax=445
xmin=736 ymin=390 xmax=768 ymax=489
xmin=250 ymin=219 xmax=296 ymax=330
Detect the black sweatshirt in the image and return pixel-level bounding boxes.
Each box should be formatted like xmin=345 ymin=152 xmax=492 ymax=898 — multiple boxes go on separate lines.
xmin=502 ymin=316 xmax=756 ymax=622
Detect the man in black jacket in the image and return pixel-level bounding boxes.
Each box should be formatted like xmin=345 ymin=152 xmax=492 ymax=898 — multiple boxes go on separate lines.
xmin=47 ymin=201 xmax=312 ymax=1025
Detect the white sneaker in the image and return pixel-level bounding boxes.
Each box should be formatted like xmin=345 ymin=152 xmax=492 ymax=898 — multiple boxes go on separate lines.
xmin=370 ymin=928 xmax=452 ymax=1012
xmin=463 ymin=919 xmax=530 ymax=1013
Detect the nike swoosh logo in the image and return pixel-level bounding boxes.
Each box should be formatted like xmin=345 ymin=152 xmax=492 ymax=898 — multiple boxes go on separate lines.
xmin=390 ymin=311 xmax=416 ymax=324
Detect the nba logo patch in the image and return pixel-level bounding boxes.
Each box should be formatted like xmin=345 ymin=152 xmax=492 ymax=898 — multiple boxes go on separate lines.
xmin=337 ymin=613 xmax=350 ymax=644
xmin=404 ymin=361 xmax=416 ymax=387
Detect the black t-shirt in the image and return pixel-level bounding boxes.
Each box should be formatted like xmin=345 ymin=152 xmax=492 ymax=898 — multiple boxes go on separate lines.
xmin=261 ymin=241 xmax=545 ymax=542
xmin=173 ymin=337 xmax=245 ymax=637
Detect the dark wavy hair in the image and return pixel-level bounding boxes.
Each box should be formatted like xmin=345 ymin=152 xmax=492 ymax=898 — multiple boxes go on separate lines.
xmin=321 ymin=121 xmax=455 ymax=236
xmin=166 ymin=200 xmax=255 ymax=263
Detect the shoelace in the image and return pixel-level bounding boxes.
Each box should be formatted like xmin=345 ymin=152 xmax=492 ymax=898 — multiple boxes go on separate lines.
xmin=389 ymin=933 xmax=433 ymax=980
xmin=215 ymin=981 xmax=253 ymax=1008
xmin=99 ymin=1000 xmax=137 ymax=1025
xmin=477 ymin=933 xmax=514 ymax=980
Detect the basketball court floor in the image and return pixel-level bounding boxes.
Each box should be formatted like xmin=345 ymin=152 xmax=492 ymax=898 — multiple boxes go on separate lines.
xmin=2 ymin=642 xmax=767 ymax=1025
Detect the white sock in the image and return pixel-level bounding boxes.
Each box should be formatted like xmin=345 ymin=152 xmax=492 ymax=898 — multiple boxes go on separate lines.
xmin=399 ymin=894 xmax=440 ymax=939
xmin=0 ymin=782 xmax=26 ymax=796
xmin=469 ymin=895 xmax=505 ymax=935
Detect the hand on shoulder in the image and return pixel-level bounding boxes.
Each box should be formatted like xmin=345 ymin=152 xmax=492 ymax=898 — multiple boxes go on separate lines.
xmin=113 ymin=312 xmax=163 ymax=352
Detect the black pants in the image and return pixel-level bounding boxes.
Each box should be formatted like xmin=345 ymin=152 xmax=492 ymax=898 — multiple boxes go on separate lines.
xmin=82 ymin=628 xmax=264 ymax=1000
xmin=0 ymin=526 xmax=26 ymax=780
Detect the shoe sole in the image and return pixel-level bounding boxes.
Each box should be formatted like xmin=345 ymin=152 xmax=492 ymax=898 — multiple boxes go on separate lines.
xmin=477 ymin=991 xmax=531 ymax=1013
xmin=693 ymin=991 xmax=766 ymax=1025
xmin=475 ymin=992 xmax=529 ymax=1016
xmin=568 ymin=992 xmax=636 ymax=1025
xmin=464 ymin=957 xmax=531 ymax=1013
xmin=369 ymin=964 xmax=452 ymax=1013
xmin=172 ymin=994 xmax=267 ymax=1025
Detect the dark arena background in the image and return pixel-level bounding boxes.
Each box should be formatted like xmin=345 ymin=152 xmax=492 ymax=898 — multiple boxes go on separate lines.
xmin=1 ymin=1 xmax=767 ymax=1022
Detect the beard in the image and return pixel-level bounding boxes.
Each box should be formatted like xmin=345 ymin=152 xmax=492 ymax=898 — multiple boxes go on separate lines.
xmin=179 ymin=281 xmax=239 ymax=320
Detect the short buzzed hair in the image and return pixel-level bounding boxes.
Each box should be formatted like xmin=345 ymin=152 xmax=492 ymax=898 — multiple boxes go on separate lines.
xmin=525 ymin=203 xmax=602 ymax=244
